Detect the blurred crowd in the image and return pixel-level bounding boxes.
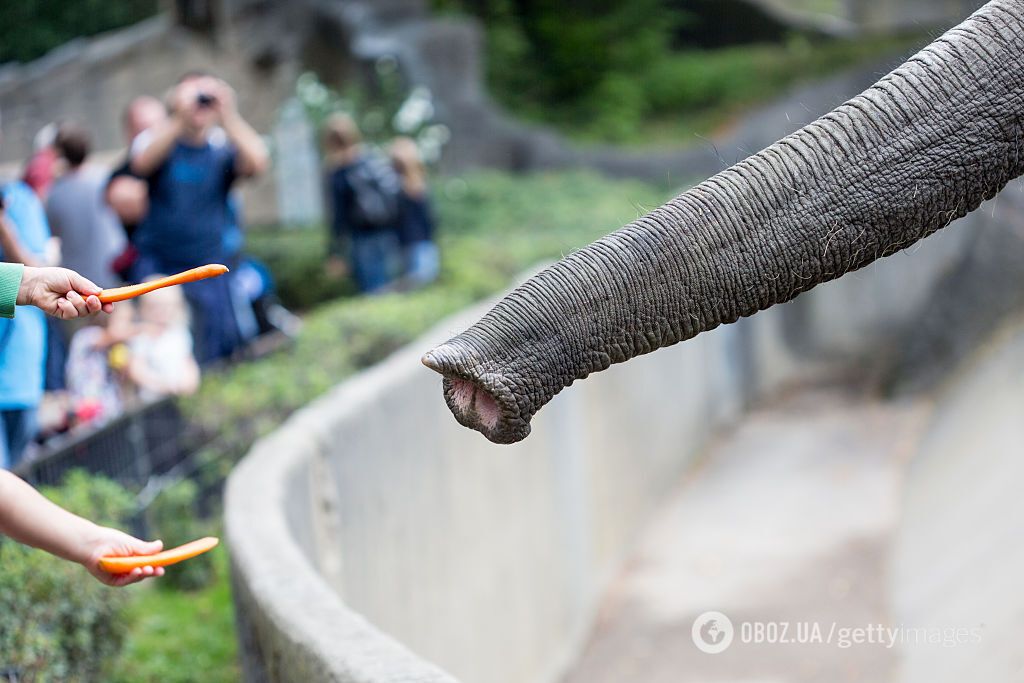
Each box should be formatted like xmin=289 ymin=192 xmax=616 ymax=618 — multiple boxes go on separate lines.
xmin=322 ymin=114 xmax=439 ymax=294
xmin=0 ymin=72 xmax=440 ymax=473
xmin=0 ymin=70 xmax=439 ymax=470
xmin=0 ymin=72 xmax=269 ymax=468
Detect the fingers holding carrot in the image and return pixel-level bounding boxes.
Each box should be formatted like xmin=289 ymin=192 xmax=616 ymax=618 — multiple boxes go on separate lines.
xmin=14 ymin=263 xmax=228 ymax=317
xmin=81 ymin=528 xmax=167 ymax=587
xmin=17 ymin=266 xmax=114 ymax=318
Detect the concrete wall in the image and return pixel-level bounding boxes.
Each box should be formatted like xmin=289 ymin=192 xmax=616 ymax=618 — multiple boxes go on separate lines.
xmin=225 ymin=195 xmax=979 ymax=682
xmin=890 ymin=316 xmax=1024 ymax=683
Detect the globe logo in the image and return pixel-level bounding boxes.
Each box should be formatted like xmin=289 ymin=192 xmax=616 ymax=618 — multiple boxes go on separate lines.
xmin=692 ymin=611 xmax=734 ymax=654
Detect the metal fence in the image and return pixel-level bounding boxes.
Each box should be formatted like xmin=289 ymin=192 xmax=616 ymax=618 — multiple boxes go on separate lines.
xmin=14 ymin=331 xmax=293 ymax=498
xmin=15 ymin=397 xmax=194 ymax=491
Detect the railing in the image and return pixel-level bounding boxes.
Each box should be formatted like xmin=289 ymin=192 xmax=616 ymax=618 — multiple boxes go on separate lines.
xmin=15 ymin=329 xmax=294 ymax=500
xmin=15 ymin=397 xmax=191 ymax=490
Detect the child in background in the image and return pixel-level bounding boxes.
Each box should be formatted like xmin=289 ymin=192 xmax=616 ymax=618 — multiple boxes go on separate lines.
xmin=389 ymin=137 xmax=439 ymax=289
xmin=128 ymin=282 xmax=200 ymax=401
xmin=65 ymin=302 xmax=137 ymax=425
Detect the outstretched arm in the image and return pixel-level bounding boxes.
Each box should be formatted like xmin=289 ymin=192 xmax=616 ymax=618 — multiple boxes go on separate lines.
xmin=0 ymin=471 xmax=165 ymax=587
xmin=130 ymin=114 xmax=184 ymax=178
xmin=208 ymin=79 xmax=269 ymax=177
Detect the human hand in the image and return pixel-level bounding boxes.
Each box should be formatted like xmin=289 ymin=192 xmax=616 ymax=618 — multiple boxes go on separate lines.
xmin=17 ymin=266 xmax=114 ymax=318
xmin=203 ymin=77 xmax=237 ymax=120
xmin=80 ymin=527 xmax=165 ymax=587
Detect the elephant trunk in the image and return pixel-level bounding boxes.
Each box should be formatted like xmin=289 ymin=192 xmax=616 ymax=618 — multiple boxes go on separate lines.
xmin=423 ymin=0 xmax=1024 ymax=444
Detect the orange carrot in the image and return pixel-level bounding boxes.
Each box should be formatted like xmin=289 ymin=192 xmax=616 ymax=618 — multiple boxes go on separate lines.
xmin=97 ymin=264 xmax=229 ymax=303
xmin=99 ymin=536 xmax=220 ymax=574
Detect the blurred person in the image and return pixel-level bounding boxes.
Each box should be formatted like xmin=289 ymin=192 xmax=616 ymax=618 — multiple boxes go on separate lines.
xmin=0 ymin=108 xmax=112 ymax=469
xmin=106 ymin=96 xmax=166 ymax=230
xmin=1 ymin=138 xmax=54 ymax=469
xmin=389 ymin=137 xmax=439 ymax=289
xmin=1 ymin=468 xmax=164 ymax=586
xmin=0 ymin=260 xmax=120 ymax=456
xmin=46 ymin=122 xmax=127 ymax=289
xmin=232 ymin=256 xmax=302 ymax=339
xmin=130 ymin=72 xmax=268 ymax=364
xmin=0 ymin=200 xmax=160 ymax=584
xmin=107 ymin=96 xmax=168 ymax=280
xmin=128 ymin=282 xmax=199 ymax=401
xmin=22 ymin=123 xmax=59 ymax=201
xmin=323 ymin=113 xmax=402 ymax=293
xmin=65 ymin=302 xmax=136 ymax=425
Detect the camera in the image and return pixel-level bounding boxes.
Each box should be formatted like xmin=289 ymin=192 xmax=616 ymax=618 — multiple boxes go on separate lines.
xmin=196 ymin=92 xmax=216 ymax=107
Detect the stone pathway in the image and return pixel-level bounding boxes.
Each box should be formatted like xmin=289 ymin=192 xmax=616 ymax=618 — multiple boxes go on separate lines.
xmin=561 ymin=383 xmax=928 ymax=683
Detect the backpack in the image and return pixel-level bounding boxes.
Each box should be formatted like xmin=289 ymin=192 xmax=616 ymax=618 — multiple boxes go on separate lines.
xmin=347 ymin=155 xmax=401 ymax=231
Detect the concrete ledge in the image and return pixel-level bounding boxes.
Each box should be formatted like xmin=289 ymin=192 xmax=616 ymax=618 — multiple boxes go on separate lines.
xmin=226 ymin=368 xmax=461 ymax=683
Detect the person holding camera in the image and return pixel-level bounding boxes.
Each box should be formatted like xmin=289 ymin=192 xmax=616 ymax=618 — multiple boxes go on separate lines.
xmin=129 ymin=71 xmax=268 ymax=364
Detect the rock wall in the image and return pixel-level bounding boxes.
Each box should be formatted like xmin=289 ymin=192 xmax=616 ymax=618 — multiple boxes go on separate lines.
xmin=748 ymin=0 xmax=984 ymax=34
xmin=846 ymin=0 xmax=984 ymax=33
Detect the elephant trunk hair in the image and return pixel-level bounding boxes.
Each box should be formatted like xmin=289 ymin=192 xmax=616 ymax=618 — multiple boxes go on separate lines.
xmin=423 ymin=0 xmax=1024 ymax=444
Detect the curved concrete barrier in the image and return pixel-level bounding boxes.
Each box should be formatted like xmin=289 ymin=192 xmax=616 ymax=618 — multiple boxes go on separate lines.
xmin=225 ymin=180 xmax=993 ymax=681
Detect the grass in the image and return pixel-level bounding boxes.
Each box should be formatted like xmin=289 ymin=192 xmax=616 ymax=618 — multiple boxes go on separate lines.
xmin=112 ymin=543 xmax=238 ymax=683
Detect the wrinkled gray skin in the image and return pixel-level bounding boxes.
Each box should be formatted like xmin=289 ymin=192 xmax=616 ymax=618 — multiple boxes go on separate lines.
xmin=423 ymin=0 xmax=1024 ymax=444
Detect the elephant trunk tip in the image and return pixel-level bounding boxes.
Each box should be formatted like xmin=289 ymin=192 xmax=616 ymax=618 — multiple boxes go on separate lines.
xmin=421 ymin=342 xmax=532 ymax=445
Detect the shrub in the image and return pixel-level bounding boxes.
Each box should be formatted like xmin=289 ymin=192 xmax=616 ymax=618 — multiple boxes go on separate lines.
xmin=245 ymin=228 xmax=354 ymax=311
xmin=0 ymin=0 xmax=157 ymax=64
xmin=0 ymin=471 xmax=136 ymax=682
xmin=145 ymin=479 xmax=218 ymax=591
xmin=448 ymin=0 xmax=924 ymax=147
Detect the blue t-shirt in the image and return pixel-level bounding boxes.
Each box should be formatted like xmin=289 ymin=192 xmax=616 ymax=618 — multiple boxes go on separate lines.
xmin=135 ymin=138 xmax=238 ymax=270
xmin=0 ymin=181 xmax=49 ymax=409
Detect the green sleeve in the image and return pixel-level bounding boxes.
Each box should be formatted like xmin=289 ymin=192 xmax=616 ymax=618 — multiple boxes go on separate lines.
xmin=0 ymin=263 xmax=24 ymax=319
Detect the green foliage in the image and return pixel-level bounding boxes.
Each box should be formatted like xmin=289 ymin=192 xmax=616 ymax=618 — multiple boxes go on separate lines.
xmin=643 ymin=35 xmax=906 ymax=118
xmin=438 ymin=0 xmax=922 ymax=144
xmin=0 ymin=471 xmax=136 ymax=681
xmin=246 ymin=228 xmax=355 ymax=311
xmin=112 ymin=545 xmax=238 ymax=683
xmin=145 ymin=480 xmax=217 ymax=591
xmin=293 ymin=70 xmax=450 ymax=165
xmin=441 ymin=0 xmax=673 ymax=109
xmin=0 ymin=0 xmax=157 ymax=64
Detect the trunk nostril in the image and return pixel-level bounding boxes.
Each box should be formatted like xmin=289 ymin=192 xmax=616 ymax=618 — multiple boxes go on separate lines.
xmin=449 ymin=378 xmax=501 ymax=432
xmin=423 ymin=339 xmax=533 ymax=443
